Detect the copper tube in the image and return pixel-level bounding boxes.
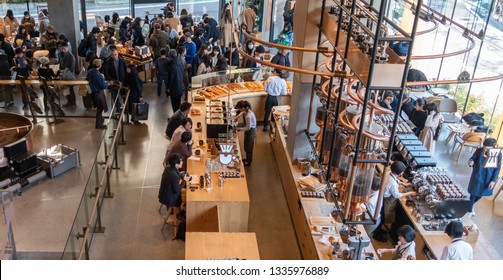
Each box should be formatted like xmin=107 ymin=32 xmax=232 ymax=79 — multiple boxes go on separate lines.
xmin=238 ymin=49 xmax=350 ymax=78
xmin=351 ymin=113 xmax=390 ymax=142
xmin=410 ymin=35 xmax=476 ymax=59
xmin=407 ymin=75 xmax=503 ymax=86
xmin=241 ymin=26 xmax=335 ymax=54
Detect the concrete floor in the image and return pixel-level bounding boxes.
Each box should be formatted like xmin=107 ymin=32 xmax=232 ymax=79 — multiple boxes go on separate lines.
xmin=1 ymin=82 xmax=502 ymax=260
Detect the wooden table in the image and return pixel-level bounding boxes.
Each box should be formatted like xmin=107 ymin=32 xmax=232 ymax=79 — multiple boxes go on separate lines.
xmin=399 ymin=197 xmax=501 ymax=259
xmin=185 ymin=232 xmax=260 ymax=260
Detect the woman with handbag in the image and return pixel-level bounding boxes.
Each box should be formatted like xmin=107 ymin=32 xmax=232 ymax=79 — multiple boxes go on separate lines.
xmin=125 ymin=64 xmax=144 ymax=124
xmin=87 ymin=59 xmax=109 ymax=129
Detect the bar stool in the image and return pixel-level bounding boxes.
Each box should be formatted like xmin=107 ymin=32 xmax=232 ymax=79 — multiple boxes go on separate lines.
xmin=161 ymin=207 xmax=179 ymax=236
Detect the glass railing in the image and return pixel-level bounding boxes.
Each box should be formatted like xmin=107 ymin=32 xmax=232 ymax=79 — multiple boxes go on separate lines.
xmin=0 ymin=189 xmax=17 ymax=260
xmin=60 ymin=90 xmax=129 ymax=260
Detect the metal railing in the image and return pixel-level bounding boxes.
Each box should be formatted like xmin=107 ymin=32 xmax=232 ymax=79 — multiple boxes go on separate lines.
xmin=61 ymin=90 xmax=130 ymax=260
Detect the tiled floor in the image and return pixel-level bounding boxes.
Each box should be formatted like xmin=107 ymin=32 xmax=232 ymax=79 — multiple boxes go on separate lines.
xmin=1 ymin=82 xmax=502 ymax=260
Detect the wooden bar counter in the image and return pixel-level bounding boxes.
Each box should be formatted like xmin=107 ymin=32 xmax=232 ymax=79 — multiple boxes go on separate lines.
xmin=398 ymin=197 xmax=501 ymax=260
xmin=269 ymin=106 xmax=378 ymax=260
xmin=185 ymin=98 xmax=250 ymax=233
xmin=185 ymin=232 xmax=260 ymax=260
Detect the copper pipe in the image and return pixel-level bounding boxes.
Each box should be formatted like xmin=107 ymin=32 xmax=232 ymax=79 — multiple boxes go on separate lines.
xmin=410 ymin=35 xmax=476 ymax=59
xmin=237 ymin=49 xmax=350 ymax=78
xmin=407 ymin=75 xmax=503 ymax=86
xmin=351 ymin=113 xmax=390 ymax=142
xmin=241 ymin=26 xmax=335 ymax=54
xmin=355 ymin=87 xmax=394 ymax=115
xmin=416 ymin=20 xmax=439 ymax=35
xmin=339 ymin=110 xmax=356 ymax=131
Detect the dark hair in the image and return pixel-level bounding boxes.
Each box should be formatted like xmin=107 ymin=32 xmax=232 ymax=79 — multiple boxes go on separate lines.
xmin=177 ymin=45 xmax=186 ymax=55
xmin=160 ymin=48 xmax=168 ymax=56
xmin=42 ymin=9 xmax=49 ymax=16
xmin=236 ymin=100 xmax=252 ymax=110
xmin=371 ymin=176 xmax=382 ymax=192
xmin=390 ymin=161 xmax=406 ymax=175
xmin=169 ymin=49 xmax=178 ymax=58
xmin=15 ymin=47 xmax=23 ymax=55
xmin=424 ymin=102 xmax=438 ymax=114
xmin=154 ymin=23 xmax=161 ymax=29
xmin=283 ymin=22 xmax=292 ymax=31
xmin=6 ymin=9 xmax=14 ymax=20
xmin=483 ymin=138 xmax=497 ymax=147
xmin=58 ymin=33 xmax=68 ymax=41
xmin=222 ymin=3 xmax=232 ymax=23
xmin=180 ymin=131 xmax=192 ymax=143
xmin=445 ymin=221 xmax=464 ymax=239
xmin=202 ymin=54 xmax=212 ymax=67
xmin=383 ymin=90 xmax=395 ymax=100
xmin=132 ymin=17 xmax=142 ymax=26
xmin=413 ymin=98 xmax=425 ymax=107
xmin=397 ymin=225 xmax=416 ymax=242
xmin=91 ymin=26 xmax=101 ymax=35
xmin=196 ymin=44 xmax=208 ymax=56
xmin=194 ymin=28 xmax=204 ymax=37
xmin=48 ymin=47 xmax=57 ymax=58
xmin=180 ymin=9 xmax=188 ymax=16
xmin=112 ymin=12 xmax=120 ymax=24
xmin=255 ymin=45 xmax=266 ymax=54
xmin=180 ymin=102 xmax=192 ymax=112
xmin=166 ymin=11 xmax=174 ymax=18
xmin=168 ymin=153 xmax=183 ymax=167
xmin=24 ymin=11 xmax=29 ymax=16
xmin=274 ymin=68 xmax=282 ymax=75
xmin=181 ymin=117 xmax=193 ymax=127
xmin=215 ymin=57 xmax=228 ymax=71
xmin=0 ymin=34 xmax=5 ymax=42
xmin=25 ymin=49 xmax=33 ymax=58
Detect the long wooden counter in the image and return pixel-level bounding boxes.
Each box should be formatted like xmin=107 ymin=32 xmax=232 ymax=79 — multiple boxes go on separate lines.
xmin=186 ymin=99 xmax=250 ymax=233
xmin=185 ymin=232 xmax=260 ymax=260
xmin=270 ymin=106 xmax=378 ymax=260
xmin=398 ymin=197 xmax=501 ymax=260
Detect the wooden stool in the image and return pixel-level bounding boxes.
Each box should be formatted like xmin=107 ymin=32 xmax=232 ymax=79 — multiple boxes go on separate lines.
xmin=161 ymin=207 xmax=179 ymax=236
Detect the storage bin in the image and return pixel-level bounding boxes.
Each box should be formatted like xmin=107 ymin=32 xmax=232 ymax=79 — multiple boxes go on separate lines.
xmin=36 ymin=144 xmax=80 ymax=178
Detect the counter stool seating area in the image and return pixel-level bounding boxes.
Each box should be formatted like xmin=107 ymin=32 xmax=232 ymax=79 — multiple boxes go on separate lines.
xmin=451 ymin=132 xmax=486 ymax=161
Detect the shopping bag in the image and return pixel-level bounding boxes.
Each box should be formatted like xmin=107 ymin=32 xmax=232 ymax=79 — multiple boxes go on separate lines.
xmin=133 ymin=101 xmax=149 ymax=120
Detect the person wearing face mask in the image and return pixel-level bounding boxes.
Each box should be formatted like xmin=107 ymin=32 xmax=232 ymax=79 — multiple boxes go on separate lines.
xmin=21 ymin=11 xmax=35 ymax=37
xmin=38 ymin=11 xmax=50 ymax=35
xmin=224 ymin=42 xmax=240 ymax=67
xmin=41 ymin=25 xmax=58 ymax=50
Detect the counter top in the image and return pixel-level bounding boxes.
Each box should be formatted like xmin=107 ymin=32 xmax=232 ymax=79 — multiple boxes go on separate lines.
xmin=185 ymin=232 xmax=260 ymax=260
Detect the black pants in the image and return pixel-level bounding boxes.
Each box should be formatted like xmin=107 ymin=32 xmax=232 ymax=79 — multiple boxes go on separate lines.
xmin=171 ymin=94 xmax=182 ymax=114
xmin=469 ymin=194 xmax=482 ymax=212
xmin=263 ymin=95 xmax=279 ymax=129
xmin=244 ymin=128 xmax=257 ymax=163
xmin=66 ymin=86 xmax=76 ymax=106
xmin=93 ymin=92 xmax=104 ymax=127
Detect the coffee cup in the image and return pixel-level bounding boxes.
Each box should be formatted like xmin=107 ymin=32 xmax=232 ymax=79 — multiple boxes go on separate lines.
xmin=199 ymin=139 xmax=204 ymax=146
xmin=197 ymin=122 xmax=202 ymax=129
xmin=195 ymin=149 xmax=201 ymax=156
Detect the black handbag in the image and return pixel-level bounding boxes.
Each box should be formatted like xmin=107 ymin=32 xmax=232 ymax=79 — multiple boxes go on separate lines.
xmin=133 ymin=101 xmax=149 ymax=120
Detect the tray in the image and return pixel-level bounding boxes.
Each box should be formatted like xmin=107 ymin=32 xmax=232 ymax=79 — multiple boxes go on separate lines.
xmin=310 ymin=216 xmax=337 ymax=226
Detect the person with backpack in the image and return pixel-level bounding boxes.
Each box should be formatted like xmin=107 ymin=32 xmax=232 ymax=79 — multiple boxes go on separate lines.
xmin=270 ymin=48 xmax=291 ymax=67
xmin=419 ymin=102 xmax=444 ymax=155
xmin=99 ymin=38 xmax=115 ymax=61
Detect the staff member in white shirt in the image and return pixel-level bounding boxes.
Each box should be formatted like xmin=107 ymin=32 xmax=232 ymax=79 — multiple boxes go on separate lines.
xmin=263 ymin=68 xmax=287 ymax=132
xmin=235 ymin=100 xmax=257 ymax=166
xmin=441 ymin=221 xmax=473 ymax=260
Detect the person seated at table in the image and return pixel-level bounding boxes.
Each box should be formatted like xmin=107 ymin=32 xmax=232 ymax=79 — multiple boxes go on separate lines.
xmin=165 ymin=117 xmax=193 ymax=159
xmin=14 ymin=25 xmax=32 ymax=49
xmin=158 ymin=153 xmax=191 ymax=216
xmin=440 ymin=221 xmax=473 ymax=260
xmin=409 ymin=98 xmax=427 ymax=136
xmin=20 ymin=11 xmax=36 ymax=37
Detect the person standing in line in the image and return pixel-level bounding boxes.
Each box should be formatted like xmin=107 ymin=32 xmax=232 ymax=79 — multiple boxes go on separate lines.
xmin=87 ymin=59 xmax=109 ymax=129
xmin=220 ymin=3 xmax=233 ymax=49
xmin=167 ymin=49 xmax=185 ymax=113
xmin=377 ymin=225 xmax=416 ymax=260
xmin=37 ymin=56 xmax=57 ymax=113
xmin=242 ymin=4 xmax=256 ymax=34
xmin=183 ymin=33 xmax=197 ymax=66
xmin=235 ymin=100 xmax=257 ymax=166
xmin=165 ymin=101 xmax=192 ymax=140
xmin=467 ymin=138 xmax=502 ymax=216
xmin=263 ymin=68 xmax=287 ymax=132
xmin=125 ymin=64 xmax=144 ymax=124
xmin=156 ymin=48 xmax=170 ymax=97
xmin=149 ymin=23 xmax=169 ymax=60
xmin=103 ymin=47 xmax=127 ymax=116
xmin=131 ymin=17 xmax=145 ymax=47
xmin=440 ymin=221 xmax=473 ymax=260
xmin=419 ymin=102 xmax=443 ymax=155
xmin=58 ymin=42 xmax=77 ymax=109
xmin=177 ymin=46 xmax=191 ymax=101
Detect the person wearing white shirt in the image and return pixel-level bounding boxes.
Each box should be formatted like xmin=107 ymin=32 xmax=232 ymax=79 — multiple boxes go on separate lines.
xmin=373 ymin=161 xmax=416 ymax=242
xmin=363 ymin=176 xmax=382 ymax=235
xmin=441 ymin=221 xmax=473 ymax=260
xmin=263 ymin=68 xmax=287 ymax=131
xmin=235 ymin=100 xmax=257 ymax=166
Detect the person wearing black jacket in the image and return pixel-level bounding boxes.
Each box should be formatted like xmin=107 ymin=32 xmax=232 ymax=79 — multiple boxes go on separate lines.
xmin=0 ymin=47 xmax=13 ymax=107
xmin=103 ymin=47 xmax=128 ymax=116
xmin=167 ymin=49 xmax=185 ymax=113
xmin=125 ymin=64 xmax=144 ymax=124
xmin=409 ymin=98 xmax=427 ymax=136
xmin=86 ymin=26 xmax=101 ymax=55
xmin=158 ymin=153 xmax=191 ymax=211
xmin=224 ymin=42 xmax=240 ymax=67
xmin=87 ymin=59 xmax=109 ymax=129
xmin=180 ymin=9 xmax=194 ymax=28
xmin=271 ymin=48 xmax=291 ymax=67
xmin=165 ymin=102 xmax=192 ymax=140
xmin=202 ymin=16 xmax=221 ymax=46
xmin=131 ymin=17 xmax=145 ymax=47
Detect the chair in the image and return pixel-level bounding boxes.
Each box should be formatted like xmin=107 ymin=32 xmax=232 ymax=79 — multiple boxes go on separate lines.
xmin=451 ymin=132 xmax=485 ymax=161
xmin=425 ymin=96 xmax=443 ymax=108
xmin=438 ymin=99 xmax=461 ymax=123
xmin=161 ymin=207 xmax=179 ymax=236
xmin=493 ymin=178 xmax=503 ymax=201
